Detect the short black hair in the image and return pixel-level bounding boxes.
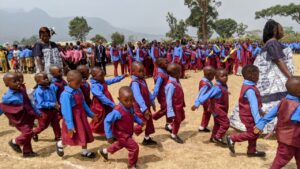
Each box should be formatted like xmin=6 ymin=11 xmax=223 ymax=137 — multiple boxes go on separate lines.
xmin=263 ymin=19 xmax=279 ymax=43
xmin=242 ymin=65 xmax=259 ymax=79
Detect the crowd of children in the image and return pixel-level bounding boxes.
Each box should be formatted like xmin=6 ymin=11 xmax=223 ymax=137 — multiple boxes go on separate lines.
xmin=0 ymin=38 xmax=299 ymax=168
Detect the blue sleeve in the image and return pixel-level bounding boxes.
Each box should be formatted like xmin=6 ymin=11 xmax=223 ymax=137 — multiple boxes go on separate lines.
xmin=221 ymin=50 xmax=225 ymax=57
xmin=91 ymin=84 xmax=115 ymax=108
xmin=166 ymin=83 xmax=175 ymax=118
xmin=34 ymin=89 xmax=56 ymax=109
xmin=83 ymin=101 xmax=94 ymax=118
xmin=194 ymin=85 xmax=209 ymax=107
xmin=105 ymin=75 xmax=125 ymax=85
xmin=104 ymin=110 xmax=122 ymax=139
xmin=60 ymin=92 xmax=74 ymax=130
xmin=255 ymin=105 xmax=279 ymax=130
xmin=291 ymin=106 xmax=300 ymax=123
xmin=245 ymin=89 xmax=261 ymax=124
xmin=134 ymin=114 xmax=143 ymax=125
xmin=179 ymin=48 xmax=183 ymax=60
xmin=152 ymin=76 xmax=163 ymax=99
xmin=194 ymin=86 xmax=221 ymax=107
xmin=110 ymin=48 xmax=113 ymax=58
xmin=151 ymin=47 xmax=155 ymax=61
xmin=131 ymin=82 xmax=148 ymax=113
xmin=50 ymin=84 xmax=58 ymax=94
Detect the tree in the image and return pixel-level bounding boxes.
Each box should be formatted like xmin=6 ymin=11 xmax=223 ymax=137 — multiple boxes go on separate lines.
xmin=20 ymin=35 xmax=39 ymax=46
xmin=213 ymin=18 xmax=237 ymax=38
xmin=69 ymin=16 xmax=92 ymax=41
xmin=90 ymin=34 xmax=107 ymax=43
xmin=255 ymin=3 xmax=300 ymax=24
xmin=165 ymin=12 xmax=188 ymax=40
xmin=111 ymin=32 xmax=125 ymax=45
xmin=184 ymin=0 xmax=221 ymax=41
xmin=236 ymin=23 xmax=248 ymax=37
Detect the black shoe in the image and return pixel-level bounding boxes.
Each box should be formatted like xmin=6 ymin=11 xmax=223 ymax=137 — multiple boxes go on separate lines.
xmin=23 ymin=152 xmax=38 ymax=158
xmin=209 ymin=138 xmax=217 ymax=143
xmin=247 ymin=151 xmax=266 ymax=157
xmin=213 ymin=137 xmax=227 ymax=145
xmin=198 ymin=128 xmax=210 ymax=133
xmin=33 ymin=134 xmax=38 ymax=142
xmin=164 ymin=124 xmax=172 ymax=133
xmin=170 ymin=135 xmax=184 ymax=144
xmin=142 ymin=138 xmax=157 ymax=145
xmin=81 ymin=151 xmax=96 ymax=159
xmin=56 ymin=142 xmax=64 ymax=157
xmin=8 ymin=140 xmax=22 ymax=153
xmin=98 ymin=149 xmax=108 ymax=160
xmin=226 ymin=136 xmax=235 ymax=154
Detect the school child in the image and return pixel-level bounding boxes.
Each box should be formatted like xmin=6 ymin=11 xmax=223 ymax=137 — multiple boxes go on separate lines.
xmin=190 ymin=46 xmax=198 ymax=72
xmin=1 ymin=73 xmax=40 ymax=157
xmin=77 ymin=65 xmax=92 ymax=106
xmin=110 ymin=43 xmax=121 ymax=76
xmin=89 ymin=67 xmax=126 ymax=135
xmin=130 ymin=62 xmax=157 ymax=145
xmin=56 ymin=70 xmax=97 ymax=158
xmin=152 ymin=58 xmax=172 ymax=132
xmin=226 ymin=65 xmax=266 ymax=157
xmin=99 ymin=86 xmax=144 ymax=169
xmin=165 ymin=63 xmax=186 ymax=143
xmin=254 ymin=77 xmax=300 ymax=168
xmin=151 ymin=40 xmax=161 ymax=77
xmin=121 ymin=45 xmax=129 ymax=75
xmin=191 ymin=69 xmax=230 ymax=145
xmin=32 ymin=73 xmax=61 ymax=142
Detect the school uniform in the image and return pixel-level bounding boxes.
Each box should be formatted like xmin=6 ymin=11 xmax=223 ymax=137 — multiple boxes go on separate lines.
xmin=80 ymin=79 xmax=92 ymax=107
xmin=33 ymin=85 xmax=61 ymax=140
xmin=52 ymin=77 xmax=67 ymax=120
xmin=151 ymin=46 xmax=161 ymax=77
xmin=60 ymin=86 xmax=94 ymax=146
xmin=256 ymin=94 xmax=300 ymax=169
xmin=89 ymin=76 xmax=124 ymax=135
xmin=121 ymin=50 xmax=129 ymax=75
xmin=104 ymin=103 xmax=143 ymax=168
xmin=166 ymin=77 xmax=185 ymax=135
xmin=110 ymin=47 xmax=121 ymax=76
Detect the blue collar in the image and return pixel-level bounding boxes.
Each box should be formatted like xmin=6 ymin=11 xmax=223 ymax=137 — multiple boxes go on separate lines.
xmin=8 ymin=88 xmax=19 ymax=94
xmin=243 ymin=80 xmax=256 ymax=86
xmin=158 ymin=68 xmax=167 ymax=74
xmin=286 ymin=94 xmax=300 ymax=102
xmin=90 ymin=78 xmax=99 ymax=84
xmin=131 ymin=75 xmax=140 ymax=81
xmin=64 ymin=86 xmax=76 ymax=93
xmin=37 ymin=85 xmax=50 ymax=89
xmin=51 ymin=77 xmax=63 ymax=83
xmin=119 ymin=103 xmax=133 ymax=113
xmin=169 ymin=76 xmax=177 ymax=82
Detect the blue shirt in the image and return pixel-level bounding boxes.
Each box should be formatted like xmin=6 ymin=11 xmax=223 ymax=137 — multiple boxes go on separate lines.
xmin=104 ymin=103 xmax=143 ymax=139
xmin=131 ymin=75 xmax=153 ymax=113
xmin=165 ymin=76 xmax=178 ymax=118
xmin=150 ymin=46 xmax=158 ymax=62
xmin=243 ymin=80 xmax=261 ymax=124
xmin=7 ymin=50 xmax=13 ymax=60
xmin=256 ymin=94 xmax=300 ymax=131
xmin=60 ymin=86 xmax=94 ymax=130
xmin=252 ymin=47 xmax=261 ymax=58
xmin=172 ymin=46 xmax=183 ymax=62
xmin=194 ymin=81 xmax=224 ymax=107
xmin=135 ymin=48 xmax=144 ymax=62
xmin=110 ymin=47 xmax=120 ymax=62
xmin=90 ymin=76 xmax=124 ymax=108
xmin=194 ymin=77 xmax=213 ymax=106
xmin=34 ymin=85 xmax=57 ymax=109
xmin=2 ymin=89 xmax=24 ymax=104
xmin=152 ymin=68 xmax=168 ymax=99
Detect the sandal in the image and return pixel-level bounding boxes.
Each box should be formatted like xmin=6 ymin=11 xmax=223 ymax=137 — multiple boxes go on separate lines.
xmin=56 ymin=142 xmax=64 ymax=157
xmin=81 ymin=151 xmax=96 ymax=158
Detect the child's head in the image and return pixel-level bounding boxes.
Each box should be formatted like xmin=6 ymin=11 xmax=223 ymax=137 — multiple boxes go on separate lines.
xmin=34 ymin=73 xmax=50 ymax=87
xmin=50 ymin=65 xmax=63 ymax=79
xmin=286 ymin=76 xmax=300 ymax=97
xmin=242 ymin=65 xmax=260 ymax=83
xmin=203 ymin=66 xmax=216 ymax=81
xmin=76 ymin=65 xmax=90 ymax=80
xmin=118 ymin=86 xmax=134 ymax=109
xmin=91 ymin=67 xmax=105 ymax=83
xmin=167 ymin=63 xmax=181 ymax=79
xmin=15 ymin=72 xmax=24 ymax=84
xmin=66 ymin=70 xmax=82 ymax=90
xmin=3 ymin=73 xmax=21 ymax=91
xmin=215 ymin=69 xmax=228 ymax=85
xmin=132 ymin=62 xmax=145 ymax=79
xmin=156 ymin=58 xmax=168 ymax=70
xmin=263 ymin=19 xmax=284 ymax=43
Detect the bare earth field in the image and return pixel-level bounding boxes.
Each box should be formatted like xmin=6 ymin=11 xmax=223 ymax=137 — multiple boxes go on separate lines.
xmin=0 ymin=55 xmax=299 ymax=169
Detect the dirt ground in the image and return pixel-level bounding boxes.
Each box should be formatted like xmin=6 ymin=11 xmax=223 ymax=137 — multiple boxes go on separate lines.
xmin=0 ymin=55 xmax=299 ymax=169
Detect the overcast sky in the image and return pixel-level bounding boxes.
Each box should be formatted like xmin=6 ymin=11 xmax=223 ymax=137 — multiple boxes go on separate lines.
xmin=0 ymin=0 xmax=299 ymax=35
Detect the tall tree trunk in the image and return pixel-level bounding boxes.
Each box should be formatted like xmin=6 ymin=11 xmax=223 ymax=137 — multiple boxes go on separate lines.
xmin=198 ymin=0 xmax=208 ymax=42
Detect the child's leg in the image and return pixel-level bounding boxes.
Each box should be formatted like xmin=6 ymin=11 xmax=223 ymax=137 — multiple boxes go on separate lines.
xmin=214 ymin=115 xmax=230 ymax=139
xmin=124 ymin=138 xmax=139 ymax=168
xmin=270 ymin=142 xmax=295 ymax=169
xmin=145 ymin=117 xmax=155 ymax=137
xmin=121 ymin=63 xmax=125 ymax=75
xmin=33 ymin=112 xmax=51 ymax=135
xmin=230 ymin=127 xmax=259 ymax=153
xmin=113 ymin=61 xmax=119 ymax=76
xmin=172 ymin=117 xmax=181 ymax=135
xmin=15 ymin=124 xmax=34 ymax=154
xmin=295 ymin=147 xmax=300 ymax=168
xmin=50 ymin=112 xmax=62 ymax=140
xmin=211 ymin=117 xmax=220 ymax=139
xmin=107 ymin=141 xmax=124 ymax=154
xmin=200 ymin=104 xmax=212 ymax=129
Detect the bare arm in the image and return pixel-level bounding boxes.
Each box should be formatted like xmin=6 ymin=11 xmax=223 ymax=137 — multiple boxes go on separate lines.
xmin=273 ymin=58 xmax=292 ymax=79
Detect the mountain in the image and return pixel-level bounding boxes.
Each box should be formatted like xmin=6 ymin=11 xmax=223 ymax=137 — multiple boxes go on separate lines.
xmin=0 ymin=8 xmax=163 ymax=44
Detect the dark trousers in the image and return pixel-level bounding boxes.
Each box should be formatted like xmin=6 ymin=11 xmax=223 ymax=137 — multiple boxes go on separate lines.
xmin=96 ymin=61 xmax=106 ymax=74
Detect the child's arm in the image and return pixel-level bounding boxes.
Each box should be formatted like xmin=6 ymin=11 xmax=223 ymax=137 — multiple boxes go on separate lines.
xmin=91 ymin=84 xmax=115 ymax=108
xmin=255 ymin=105 xmax=279 ymax=132
xmin=165 ymin=83 xmax=175 ymax=118
xmin=152 ymin=76 xmax=163 ymax=99
xmin=150 ymin=47 xmax=155 ymax=62
xmin=34 ymin=89 xmax=56 ymax=109
xmin=192 ymin=86 xmax=221 ymax=110
xmin=133 ymin=114 xmax=143 ymax=125
xmin=244 ymin=89 xmax=261 ymax=124
xmin=105 ymin=75 xmax=125 ymax=85
xmin=131 ymin=82 xmax=148 ymax=113
xmin=60 ymin=92 xmax=75 ymax=131
xmin=83 ymin=100 xmax=94 ymax=118
xmin=104 ymin=110 xmax=122 ymax=139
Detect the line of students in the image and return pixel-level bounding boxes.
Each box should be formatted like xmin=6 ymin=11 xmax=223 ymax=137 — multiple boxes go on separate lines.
xmin=0 ymin=62 xmax=299 ymax=169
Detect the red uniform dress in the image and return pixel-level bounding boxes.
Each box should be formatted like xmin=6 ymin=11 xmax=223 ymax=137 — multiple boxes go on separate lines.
xmin=130 ymin=78 xmax=155 ymax=136
xmin=211 ymin=83 xmax=230 ymax=139
xmin=167 ymin=80 xmax=186 ymax=135
xmin=80 ymin=80 xmax=92 ymax=107
xmin=90 ymin=83 xmax=114 ymax=135
xmin=107 ymin=104 xmax=140 ymax=168
xmin=53 ymin=79 xmax=67 ymax=120
xmin=270 ymin=99 xmax=300 ymax=169
xmin=152 ymin=70 xmax=172 ymax=123
xmin=111 ymin=47 xmax=120 ymax=77
xmin=199 ymin=79 xmax=214 ymax=129
xmin=61 ymin=90 xmax=94 ymax=146
xmin=152 ymin=46 xmax=161 ymax=78
xmin=230 ymin=85 xmax=262 ymax=153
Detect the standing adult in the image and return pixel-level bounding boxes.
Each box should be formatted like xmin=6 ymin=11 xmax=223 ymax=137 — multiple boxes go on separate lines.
xmin=94 ymin=40 xmax=107 ymax=74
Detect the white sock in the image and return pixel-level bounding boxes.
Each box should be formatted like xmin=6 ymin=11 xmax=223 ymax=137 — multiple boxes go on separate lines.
xmin=167 ymin=124 xmax=172 ymax=130
xmin=12 ymin=139 xmax=16 ymax=144
xmin=171 ymin=133 xmax=176 ymax=138
xmin=102 ymin=148 xmax=108 ymax=154
xmin=81 ymin=149 xmax=90 ymax=155
xmin=57 ymin=140 xmax=64 ymax=152
xmin=199 ymin=126 xmax=205 ymax=130
xmin=144 ymin=136 xmax=150 ymax=140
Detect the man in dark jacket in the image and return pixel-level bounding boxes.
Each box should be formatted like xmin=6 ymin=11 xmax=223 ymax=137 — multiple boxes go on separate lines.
xmin=94 ymin=40 xmax=107 ymax=74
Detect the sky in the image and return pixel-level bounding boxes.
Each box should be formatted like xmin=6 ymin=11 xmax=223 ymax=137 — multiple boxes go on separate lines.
xmin=0 ymin=0 xmax=299 ymax=35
